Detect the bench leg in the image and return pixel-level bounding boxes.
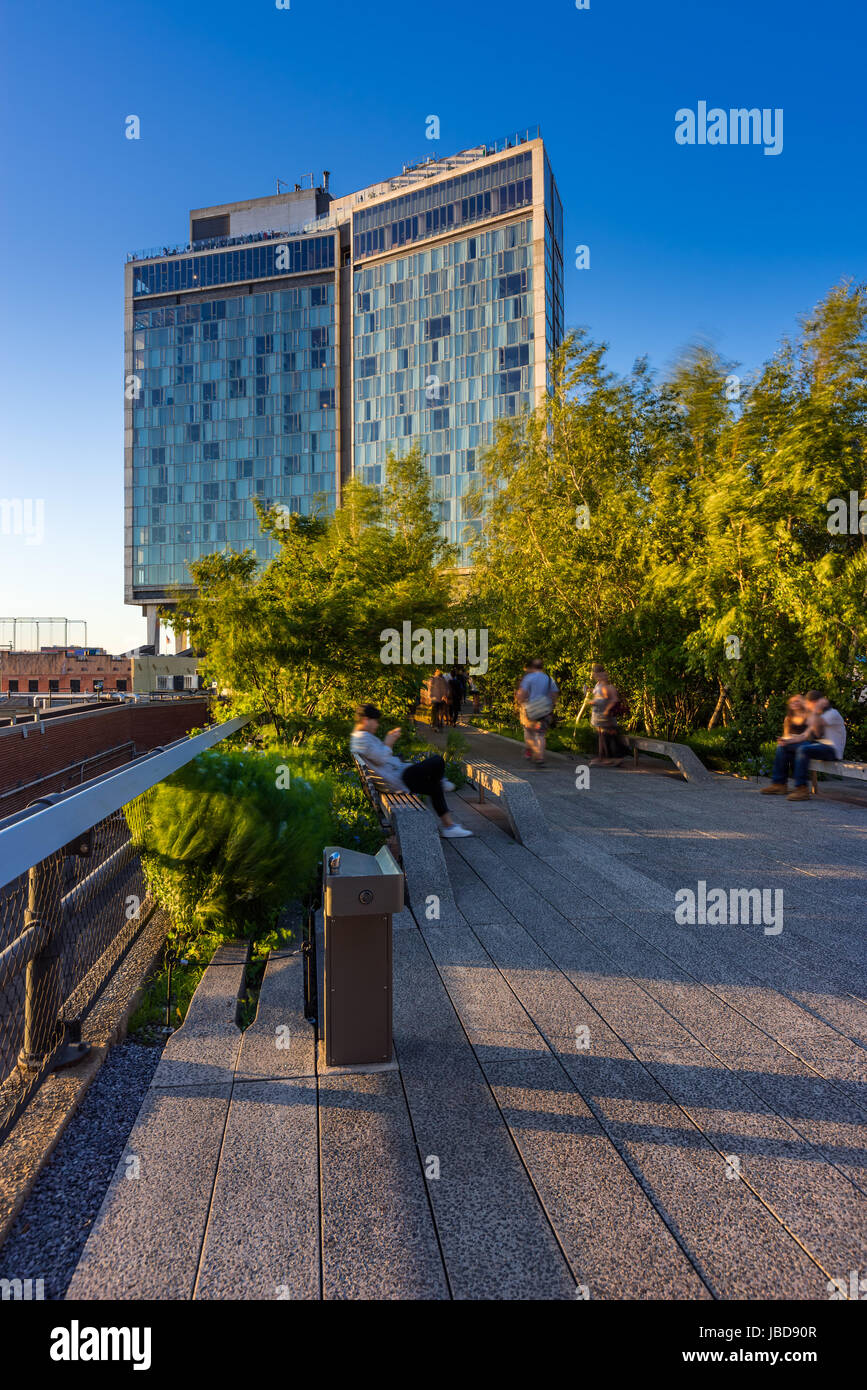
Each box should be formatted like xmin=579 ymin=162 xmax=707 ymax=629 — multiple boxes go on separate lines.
xmin=633 ymin=746 xmax=638 ymax=767
xmin=811 ymin=770 xmax=818 ymax=796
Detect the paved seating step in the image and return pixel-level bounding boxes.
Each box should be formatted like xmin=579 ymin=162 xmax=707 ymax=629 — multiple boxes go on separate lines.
xmin=318 ymin=1069 xmax=449 ymax=1300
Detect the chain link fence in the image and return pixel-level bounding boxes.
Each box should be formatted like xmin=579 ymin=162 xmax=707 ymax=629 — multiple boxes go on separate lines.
xmin=0 ymin=715 xmax=251 ymax=1146
xmin=0 ymin=799 xmax=152 ymax=1145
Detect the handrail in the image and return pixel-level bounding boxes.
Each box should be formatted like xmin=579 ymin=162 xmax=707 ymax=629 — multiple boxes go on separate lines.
xmin=0 ymin=714 xmax=252 ymax=892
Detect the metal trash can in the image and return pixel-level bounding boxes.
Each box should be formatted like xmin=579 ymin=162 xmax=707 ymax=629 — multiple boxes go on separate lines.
xmin=320 ymin=845 xmax=404 ymax=1068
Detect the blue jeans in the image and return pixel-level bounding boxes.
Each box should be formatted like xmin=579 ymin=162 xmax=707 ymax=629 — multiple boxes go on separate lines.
xmin=771 ymin=741 xmax=837 ymax=787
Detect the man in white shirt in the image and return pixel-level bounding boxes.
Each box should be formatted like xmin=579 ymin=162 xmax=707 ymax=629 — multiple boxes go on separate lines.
xmin=764 ymin=690 xmax=846 ymax=802
xmin=515 ymin=658 xmax=559 ymax=768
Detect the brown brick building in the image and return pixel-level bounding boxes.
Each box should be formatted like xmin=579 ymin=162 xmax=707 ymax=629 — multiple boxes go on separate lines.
xmin=0 ymin=648 xmax=130 ymax=696
xmin=0 ymin=699 xmax=210 ymax=816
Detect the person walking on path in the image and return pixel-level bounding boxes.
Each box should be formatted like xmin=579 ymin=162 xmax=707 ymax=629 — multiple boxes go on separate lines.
xmin=428 ymin=669 xmax=449 ymax=731
xmin=516 ymin=657 xmax=559 ymax=767
xmin=448 ymin=667 xmax=466 ymax=726
xmin=351 ymin=705 xmax=472 ymax=837
xmin=761 ymin=691 xmax=846 ymax=801
xmin=590 ymin=665 xmax=628 ymax=765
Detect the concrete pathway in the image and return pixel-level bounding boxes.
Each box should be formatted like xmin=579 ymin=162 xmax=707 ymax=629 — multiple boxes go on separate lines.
xmin=68 ymin=727 xmax=867 ymax=1299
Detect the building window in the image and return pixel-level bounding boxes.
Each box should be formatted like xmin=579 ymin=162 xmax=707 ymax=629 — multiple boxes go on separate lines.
xmin=48 ymin=679 xmax=59 ymax=693
xmin=8 ymin=680 xmax=18 ymax=693
xmin=70 ymin=679 xmax=80 ymax=693
xmin=116 ymin=679 xmax=128 ymax=691
xmin=28 ymin=680 xmax=39 ymax=693
xmin=156 ymin=675 xmax=169 ymax=691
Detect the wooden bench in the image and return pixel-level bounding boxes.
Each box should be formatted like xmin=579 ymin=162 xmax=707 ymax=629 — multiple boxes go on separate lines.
xmin=462 ymin=760 xmax=550 ymax=853
xmin=352 ymin=751 xmax=426 ymax=825
xmin=351 ymin=753 xmax=459 ymax=925
xmin=626 ymin=736 xmax=712 ymax=784
xmin=808 ymin=759 xmax=867 ymax=794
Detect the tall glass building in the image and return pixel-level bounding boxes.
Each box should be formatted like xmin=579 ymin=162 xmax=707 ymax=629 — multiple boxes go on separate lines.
xmin=124 ymin=132 xmax=563 ymax=643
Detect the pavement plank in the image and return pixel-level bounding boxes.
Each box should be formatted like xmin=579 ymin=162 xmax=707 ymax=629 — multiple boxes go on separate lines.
xmin=318 ymin=1068 xmax=448 ymax=1300
xmin=393 ymin=928 xmax=577 ymax=1299
xmin=234 ymin=949 xmax=316 ymax=1082
xmin=66 ymin=1084 xmax=231 ymax=1301
xmin=194 ymin=1078 xmax=320 ymax=1300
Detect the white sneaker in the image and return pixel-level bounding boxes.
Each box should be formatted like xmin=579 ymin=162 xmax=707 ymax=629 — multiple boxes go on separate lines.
xmin=442 ymin=779 xmax=456 ymax=792
xmin=440 ymin=822 xmax=473 ymax=838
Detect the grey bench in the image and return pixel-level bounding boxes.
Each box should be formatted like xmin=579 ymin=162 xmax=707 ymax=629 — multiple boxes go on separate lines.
xmin=808 ymin=759 xmax=867 ymax=794
xmin=462 ymin=760 xmax=550 ymax=852
xmin=626 ymin=736 xmax=712 ymax=784
xmin=352 ymin=753 xmax=459 ymax=926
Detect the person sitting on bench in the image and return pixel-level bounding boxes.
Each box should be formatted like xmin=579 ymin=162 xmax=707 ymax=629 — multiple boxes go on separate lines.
xmin=351 ymin=704 xmax=472 ymax=838
xmin=761 ymin=690 xmax=846 ymax=801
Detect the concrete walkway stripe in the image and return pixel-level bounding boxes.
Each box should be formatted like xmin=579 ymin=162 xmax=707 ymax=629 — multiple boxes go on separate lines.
xmin=234 ymin=950 xmax=316 ymax=1082
xmin=317 ymin=1069 xmax=450 ymax=1300
xmin=66 ymin=1083 xmax=232 ymax=1300
xmin=194 ymin=1078 xmax=320 ymax=1300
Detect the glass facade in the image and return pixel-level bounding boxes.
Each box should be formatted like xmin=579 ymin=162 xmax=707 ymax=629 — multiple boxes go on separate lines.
xmin=353 ymin=152 xmax=533 ymax=260
xmin=130 ymin=281 xmax=337 ymax=592
xmin=131 ymin=236 xmax=335 ymax=297
xmin=353 ymin=217 xmax=535 ymax=559
xmin=544 ymin=153 xmax=565 ymax=356
xmin=125 ymin=138 xmax=564 ymax=601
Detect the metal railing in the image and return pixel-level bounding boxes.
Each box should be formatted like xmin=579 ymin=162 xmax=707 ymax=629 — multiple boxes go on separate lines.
xmin=126 ymin=218 xmax=339 ymax=263
xmin=0 ymin=714 xmax=250 ymax=1145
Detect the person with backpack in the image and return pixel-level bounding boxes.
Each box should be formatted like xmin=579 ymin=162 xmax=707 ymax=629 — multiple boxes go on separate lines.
xmin=428 ymin=668 xmax=449 ymax=731
xmin=590 ymin=664 xmax=629 ymax=764
xmin=516 ymin=657 xmax=559 ymax=768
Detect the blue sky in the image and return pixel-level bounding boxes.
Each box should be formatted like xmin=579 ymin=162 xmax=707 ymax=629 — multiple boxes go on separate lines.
xmin=0 ymin=0 xmax=864 ymax=653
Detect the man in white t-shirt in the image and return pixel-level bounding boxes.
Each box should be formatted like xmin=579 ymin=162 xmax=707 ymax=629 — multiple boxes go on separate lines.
xmin=765 ymin=690 xmax=846 ymax=802
xmin=515 ymin=657 xmax=559 ymax=767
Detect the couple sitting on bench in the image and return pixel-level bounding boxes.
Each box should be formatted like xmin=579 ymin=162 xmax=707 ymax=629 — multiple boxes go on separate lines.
xmin=351 ymin=704 xmax=473 ymax=838
xmin=761 ymin=690 xmax=846 ymax=802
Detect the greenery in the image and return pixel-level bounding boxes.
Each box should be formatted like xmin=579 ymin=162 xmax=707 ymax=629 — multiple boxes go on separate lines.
xmin=167 ymin=444 xmax=455 ymax=745
xmin=465 ymin=282 xmax=867 ymax=759
xmin=127 ymin=919 xmax=298 ymax=1040
xmin=126 ymin=746 xmax=334 ymax=945
xmin=160 ymin=282 xmax=866 ymax=786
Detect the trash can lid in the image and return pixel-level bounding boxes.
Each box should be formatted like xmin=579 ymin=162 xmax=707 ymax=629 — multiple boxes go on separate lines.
xmin=322 ymin=845 xmax=402 ymax=878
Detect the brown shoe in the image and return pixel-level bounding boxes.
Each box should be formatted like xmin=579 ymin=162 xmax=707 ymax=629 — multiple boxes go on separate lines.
xmin=761 ymin=783 xmax=788 ymax=795
xmin=787 ymin=787 xmax=810 ymax=802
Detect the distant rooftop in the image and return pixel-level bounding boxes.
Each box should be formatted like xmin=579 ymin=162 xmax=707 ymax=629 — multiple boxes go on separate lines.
xmin=126 ymin=128 xmax=541 ymax=263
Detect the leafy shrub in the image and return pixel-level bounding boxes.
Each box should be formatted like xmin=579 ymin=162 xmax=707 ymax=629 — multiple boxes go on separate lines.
xmin=127 ymin=748 xmax=333 ymax=944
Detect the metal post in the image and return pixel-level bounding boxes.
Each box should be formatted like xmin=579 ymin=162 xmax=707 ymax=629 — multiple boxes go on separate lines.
xmin=18 ymin=853 xmax=63 ymax=1070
